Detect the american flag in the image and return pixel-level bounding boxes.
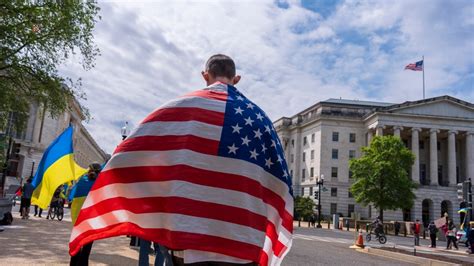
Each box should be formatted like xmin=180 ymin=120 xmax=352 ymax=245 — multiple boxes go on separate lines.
xmin=69 ymin=82 xmax=294 ymax=265
xmin=404 ymin=60 xmax=423 ymax=71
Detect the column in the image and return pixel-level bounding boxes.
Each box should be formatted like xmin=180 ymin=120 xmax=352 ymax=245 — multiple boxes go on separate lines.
xmin=447 ymin=130 xmax=457 ymax=186
xmin=411 ymin=128 xmax=420 ymax=184
xmin=393 ymin=126 xmax=403 ymax=138
xmin=429 ymin=129 xmax=439 ymax=186
xmin=367 ymin=130 xmax=373 ymax=145
xmin=376 ymin=125 xmax=384 ymax=136
xmin=467 ymin=131 xmax=474 ymax=179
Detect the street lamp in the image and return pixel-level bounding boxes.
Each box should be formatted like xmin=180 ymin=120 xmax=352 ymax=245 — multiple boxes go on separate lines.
xmin=30 ymin=160 xmax=36 ymax=178
xmin=316 ymin=174 xmax=324 ymax=228
xmin=121 ymin=121 xmax=129 ymax=140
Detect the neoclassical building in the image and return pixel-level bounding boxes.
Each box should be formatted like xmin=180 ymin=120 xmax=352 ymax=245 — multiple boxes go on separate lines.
xmin=5 ymin=98 xmax=109 ymax=181
xmin=274 ymin=95 xmax=473 ymax=225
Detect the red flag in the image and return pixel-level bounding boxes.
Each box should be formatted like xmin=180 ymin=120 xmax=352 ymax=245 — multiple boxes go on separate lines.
xmin=69 ymin=82 xmax=293 ymax=265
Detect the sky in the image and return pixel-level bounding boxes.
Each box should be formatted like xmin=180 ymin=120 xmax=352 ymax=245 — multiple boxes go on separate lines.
xmin=60 ymin=0 xmax=474 ymax=154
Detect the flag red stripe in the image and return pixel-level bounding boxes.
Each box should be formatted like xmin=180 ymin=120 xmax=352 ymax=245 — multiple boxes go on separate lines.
xmin=183 ymin=89 xmax=228 ymax=101
xmin=141 ymin=107 xmax=225 ymax=126
xmin=75 ymin=196 xmax=268 ymax=231
xmin=91 ymin=165 xmax=293 ymax=232
xmin=69 ymin=222 xmax=261 ymax=260
xmin=114 ymin=136 xmax=219 ymax=155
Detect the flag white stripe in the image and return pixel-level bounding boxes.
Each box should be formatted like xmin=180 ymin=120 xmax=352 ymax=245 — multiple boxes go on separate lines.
xmin=103 ymin=150 xmax=294 ymax=214
xmin=70 ymin=210 xmax=265 ymax=246
xmin=81 ymin=181 xmax=292 ymax=242
xmin=173 ymin=250 xmax=253 ymax=264
xmin=150 ymin=95 xmax=226 ymax=114
xmin=128 ymin=121 xmax=223 ymax=141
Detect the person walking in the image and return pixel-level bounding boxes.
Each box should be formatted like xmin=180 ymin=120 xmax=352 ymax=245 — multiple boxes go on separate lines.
xmin=34 ymin=205 xmax=43 ymax=217
xmin=427 ymin=221 xmax=438 ymax=248
xmin=20 ymin=178 xmax=34 ymax=219
xmin=394 ymin=221 xmax=401 ymax=236
xmin=446 ymin=219 xmax=458 ymax=250
xmin=138 ymin=238 xmax=173 ymax=266
xmin=412 ymin=219 xmax=421 ymax=246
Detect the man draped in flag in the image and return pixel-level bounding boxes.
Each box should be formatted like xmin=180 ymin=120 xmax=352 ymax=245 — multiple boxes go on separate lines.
xmin=32 ymin=126 xmax=87 ymax=209
xmin=69 ymin=54 xmax=294 ymax=265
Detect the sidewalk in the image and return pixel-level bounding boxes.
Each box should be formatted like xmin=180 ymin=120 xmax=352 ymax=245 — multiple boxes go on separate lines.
xmin=0 ymin=207 xmax=145 ymax=265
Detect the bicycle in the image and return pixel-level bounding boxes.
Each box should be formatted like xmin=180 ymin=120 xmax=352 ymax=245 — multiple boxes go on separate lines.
xmin=48 ymin=199 xmax=64 ymax=221
xmin=366 ymin=228 xmax=387 ymax=244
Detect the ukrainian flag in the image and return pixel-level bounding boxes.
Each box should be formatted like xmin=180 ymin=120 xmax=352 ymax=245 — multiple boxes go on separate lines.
xmin=69 ymin=175 xmax=96 ymax=224
xmin=31 ymin=126 xmax=87 ymax=209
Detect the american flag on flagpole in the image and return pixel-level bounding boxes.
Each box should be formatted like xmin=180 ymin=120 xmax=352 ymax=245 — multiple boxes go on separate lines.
xmin=404 ymin=60 xmax=423 ymax=71
xmin=69 ymin=82 xmax=294 ymax=265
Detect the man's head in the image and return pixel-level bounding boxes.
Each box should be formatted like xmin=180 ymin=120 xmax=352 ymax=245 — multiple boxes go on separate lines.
xmin=88 ymin=162 xmax=102 ymax=181
xmin=202 ymin=54 xmax=241 ymax=86
xmin=27 ymin=178 xmax=32 ymax=183
xmin=416 ymin=219 xmax=419 ymax=222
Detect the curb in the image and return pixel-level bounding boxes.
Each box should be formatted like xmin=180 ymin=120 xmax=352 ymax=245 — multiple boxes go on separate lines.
xmin=356 ymin=247 xmax=461 ymax=266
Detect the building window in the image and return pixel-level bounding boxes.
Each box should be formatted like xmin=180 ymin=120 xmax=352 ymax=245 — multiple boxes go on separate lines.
xmin=348 ymin=204 xmax=355 ymax=217
xmin=348 ymin=170 xmax=353 ymax=179
xmin=331 ymin=187 xmax=337 ymax=197
xmin=310 ymin=167 xmax=314 ymax=177
xmin=309 ymin=186 xmax=313 ymax=196
xmin=438 ymin=165 xmax=445 ymax=186
xmin=302 ymin=169 xmax=306 ymax=181
xmin=349 ymin=133 xmax=356 ymax=143
xmin=332 ymin=132 xmax=339 ymax=142
xmin=348 ymin=191 xmax=353 ymax=198
xmin=332 ymin=149 xmax=338 ymax=159
xmin=331 ymin=167 xmax=338 ymax=178
xmin=311 ymin=133 xmax=315 ymax=143
xmin=290 ymin=170 xmax=293 ymax=177
xmin=420 ymin=164 xmax=427 ymax=185
xmin=330 ymin=203 xmax=337 ymax=215
xmin=301 ymin=187 xmax=304 ymax=196
xmin=291 ymin=139 xmax=294 ymax=147
xmin=419 ymin=140 xmax=424 ymax=149
xmin=349 ymin=150 xmax=356 ymax=159
xmin=303 ymin=136 xmax=307 ymax=145
xmin=310 ymin=150 xmax=314 ymax=160
xmin=403 ymin=139 xmax=409 ymax=148
xmin=290 ymin=154 xmax=294 ymax=163
xmin=302 ymin=152 xmax=306 ymax=162
xmin=437 ymin=141 xmax=441 ymax=151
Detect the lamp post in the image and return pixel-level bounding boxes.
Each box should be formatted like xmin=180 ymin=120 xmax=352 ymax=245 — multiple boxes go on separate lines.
xmin=316 ymin=174 xmax=324 ymax=228
xmin=121 ymin=121 xmax=129 ymax=140
xmin=30 ymin=160 xmax=36 ymax=178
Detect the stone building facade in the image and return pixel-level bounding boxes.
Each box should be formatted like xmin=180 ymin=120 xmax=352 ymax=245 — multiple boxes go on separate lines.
xmin=6 ymin=98 xmax=108 ymax=181
xmin=274 ymin=95 xmax=474 ymax=225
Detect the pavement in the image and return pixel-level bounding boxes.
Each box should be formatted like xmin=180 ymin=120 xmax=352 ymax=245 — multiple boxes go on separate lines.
xmin=1 ymin=204 xmax=471 ymax=265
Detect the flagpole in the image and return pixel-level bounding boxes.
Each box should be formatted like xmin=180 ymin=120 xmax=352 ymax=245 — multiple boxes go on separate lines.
xmin=422 ymin=55 xmax=425 ymax=99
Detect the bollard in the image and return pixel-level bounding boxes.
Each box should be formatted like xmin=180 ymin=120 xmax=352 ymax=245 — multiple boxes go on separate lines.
xmin=366 ymin=223 xmax=369 ymax=233
xmin=346 ymin=220 xmax=349 ymax=231
xmin=423 ymin=227 xmax=426 ymax=239
xmin=404 ymin=225 xmax=407 ymax=237
xmin=328 ymin=220 xmax=330 ymax=229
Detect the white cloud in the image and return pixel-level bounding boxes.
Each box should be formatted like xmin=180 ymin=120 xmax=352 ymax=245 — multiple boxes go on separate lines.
xmin=59 ymin=0 xmax=473 ymax=153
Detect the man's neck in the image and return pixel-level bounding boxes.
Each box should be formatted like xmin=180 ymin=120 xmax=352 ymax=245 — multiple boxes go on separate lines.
xmin=208 ymin=77 xmax=233 ymax=86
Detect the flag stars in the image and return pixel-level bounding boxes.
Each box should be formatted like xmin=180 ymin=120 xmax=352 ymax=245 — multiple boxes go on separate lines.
xmin=227 ymin=143 xmax=239 ymax=155
xmin=265 ymin=158 xmax=274 ymax=168
xmin=264 ymin=125 xmax=271 ymax=133
xmin=234 ymin=106 xmax=244 ymax=115
xmin=241 ymin=136 xmax=251 ymax=146
xmin=231 ymin=123 xmax=242 ymax=134
xmin=256 ymin=113 xmax=264 ymax=121
xmin=236 ymin=95 xmax=244 ymax=101
xmin=261 ymin=144 xmax=267 ymax=154
xmin=271 ymin=139 xmax=276 ymax=148
xmin=277 ymin=155 xmax=283 ymax=163
xmin=249 ymin=149 xmax=259 ymax=160
xmin=246 ymin=103 xmax=255 ymax=110
xmin=253 ymin=129 xmax=262 ymax=139
xmin=283 ymin=170 xmax=289 ymax=178
xmin=244 ymin=116 xmax=254 ymax=126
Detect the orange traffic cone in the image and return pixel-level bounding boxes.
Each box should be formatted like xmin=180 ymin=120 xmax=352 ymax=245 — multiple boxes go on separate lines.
xmin=350 ymin=229 xmax=365 ymax=249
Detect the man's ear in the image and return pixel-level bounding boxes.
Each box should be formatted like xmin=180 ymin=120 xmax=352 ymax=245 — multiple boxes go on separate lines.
xmin=232 ymin=75 xmax=241 ymax=85
xmin=201 ymin=71 xmax=210 ymax=82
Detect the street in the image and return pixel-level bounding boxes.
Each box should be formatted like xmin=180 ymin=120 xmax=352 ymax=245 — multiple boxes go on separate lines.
xmin=0 ymin=205 xmax=425 ymax=265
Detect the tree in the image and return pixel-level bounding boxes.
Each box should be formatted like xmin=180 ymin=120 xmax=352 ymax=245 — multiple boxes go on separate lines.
xmin=0 ymin=1 xmax=100 ymax=132
xmin=294 ymin=196 xmax=315 ymax=226
xmin=349 ymin=135 xmax=416 ymax=221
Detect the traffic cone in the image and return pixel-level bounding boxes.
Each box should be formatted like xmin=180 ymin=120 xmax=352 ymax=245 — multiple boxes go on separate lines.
xmin=350 ymin=229 xmax=365 ymax=249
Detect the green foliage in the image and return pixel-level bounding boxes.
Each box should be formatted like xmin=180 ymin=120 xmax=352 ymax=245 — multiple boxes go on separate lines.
xmin=0 ymin=1 xmax=100 ymax=132
xmin=349 ymin=136 xmax=417 ymax=220
xmin=294 ymin=196 xmax=315 ymax=221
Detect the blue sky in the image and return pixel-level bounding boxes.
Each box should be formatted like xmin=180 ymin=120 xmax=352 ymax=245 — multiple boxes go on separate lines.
xmin=60 ymin=0 xmax=474 ymax=153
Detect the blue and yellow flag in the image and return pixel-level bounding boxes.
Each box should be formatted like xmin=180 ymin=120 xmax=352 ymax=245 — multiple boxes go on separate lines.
xmin=31 ymin=126 xmax=87 ymax=209
xmin=69 ymin=175 xmax=96 ymax=224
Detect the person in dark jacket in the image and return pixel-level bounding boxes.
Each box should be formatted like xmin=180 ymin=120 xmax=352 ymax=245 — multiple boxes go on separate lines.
xmin=446 ymin=219 xmax=458 ymax=250
xmin=427 ymin=221 xmax=438 ymax=248
xmin=394 ymin=221 xmax=401 ymax=236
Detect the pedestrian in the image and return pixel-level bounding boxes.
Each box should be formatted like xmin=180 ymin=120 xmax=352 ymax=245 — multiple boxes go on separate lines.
xmin=412 ymin=219 xmax=421 ymax=246
xmin=70 ymin=163 xmax=102 ymax=266
xmin=394 ymin=221 xmax=401 ymax=236
xmin=310 ymin=213 xmax=316 ymax=228
xmin=138 ymin=238 xmax=173 ymax=266
xmin=446 ymin=219 xmax=458 ymax=250
xmin=20 ymin=178 xmax=34 ymax=219
xmin=427 ymin=221 xmax=438 ymax=248
xmin=33 ymin=205 xmax=43 ymax=217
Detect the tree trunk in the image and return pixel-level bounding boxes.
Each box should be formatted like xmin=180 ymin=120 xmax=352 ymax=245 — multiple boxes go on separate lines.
xmin=379 ymin=209 xmax=384 ymax=222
